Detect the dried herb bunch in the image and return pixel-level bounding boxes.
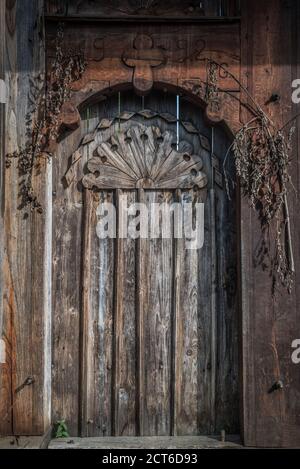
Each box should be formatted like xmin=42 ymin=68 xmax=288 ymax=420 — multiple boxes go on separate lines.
xmin=233 ymin=115 xmax=294 ymax=293
xmin=6 ymin=23 xmax=85 ymax=212
xmin=205 ymin=58 xmax=296 ymax=293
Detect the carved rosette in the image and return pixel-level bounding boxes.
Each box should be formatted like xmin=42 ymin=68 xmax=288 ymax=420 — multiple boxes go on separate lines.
xmin=82 ymin=124 xmax=208 ymax=191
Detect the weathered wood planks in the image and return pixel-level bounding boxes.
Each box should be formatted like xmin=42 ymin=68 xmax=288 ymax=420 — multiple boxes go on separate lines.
xmin=48 ymin=435 xmax=243 ymax=449
xmin=1 ymin=0 xmax=51 ymax=436
xmin=240 ymin=0 xmax=300 ymax=448
xmin=0 ymin=0 xmax=10 ymax=436
xmin=44 ymin=0 xmax=241 ymax=19
xmin=2 ymin=1 xmax=299 ymax=447
xmin=76 ymin=93 xmax=238 ymax=436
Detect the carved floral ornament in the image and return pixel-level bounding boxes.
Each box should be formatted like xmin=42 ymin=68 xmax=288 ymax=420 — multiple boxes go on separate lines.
xmin=81 ymin=124 xmax=208 ymax=192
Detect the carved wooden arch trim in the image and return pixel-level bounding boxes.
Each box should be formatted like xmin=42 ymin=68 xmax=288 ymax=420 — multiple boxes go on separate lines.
xmin=60 ymin=80 xmax=241 ymax=142
xmin=82 ymin=123 xmax=208 ymax=191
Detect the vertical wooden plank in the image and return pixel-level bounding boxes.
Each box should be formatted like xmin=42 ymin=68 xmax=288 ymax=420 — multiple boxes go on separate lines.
xmin=142 ymin=191 xmax=173 ymax=436
xmin=209 ymin=130 xmax=217 ymax=434
xmin=80 ymin=188 xmax=92 ymax=437
xmin=2 ymin=0 xmax=49 ymax=435
xmin=136 ymin=188 xmax=145 ymax=436
xmin=197 ymin=195 xmax=214 ymax=434
xmin=213 ymin=125 xmax=239 ymax=434
xmin=0 ymin=0 xmax=11 ymax=436
xmin=0 ymin=0 xmax=5 ymax=328
xmin=241 ymin=0 xmax=300 ymax=447
xmin=174 ymin=189 xmax=200 ymax=436
xmin=80 ymin=190 xmax=114 ymax=437
xmin=113 ymin=190 xmax=137 ymax=436
xmin=269 ymin=0 xmax=300 ymax=447
xmin=51 ymin=124 xmax=83 ymax=436
xmin=171 ymin=189 xmax=180 ymax=436
xmin=2 ymin=0 xmax=19 ymax=436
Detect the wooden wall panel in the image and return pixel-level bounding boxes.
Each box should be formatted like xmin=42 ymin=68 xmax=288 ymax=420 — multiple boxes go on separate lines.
xmin=44 ymin=0 xmax=241 ymax=19
xmin=141 ymin=191 xmax=173 ymax=436
xmin=0 ymin=0 xmax=51 ymax=435
xmin=75 ymin=96 xmax=239 ymax=437
xmin=81 ymin=190 xmax=115 ymax=437
xmin=0 ymin=0 xmax=10 ymax=436
xmin=241 ymin=0 xmax=300 ymax=448
xmin=174 ymin=190 xmax=202 ymax=436
xmin=113 ymin=190 xmax=137 ymax=436
xmin=2 ymin=0 xmax=299 ymax=445
xmin=51 ymin=126 xmax=83 ymax=436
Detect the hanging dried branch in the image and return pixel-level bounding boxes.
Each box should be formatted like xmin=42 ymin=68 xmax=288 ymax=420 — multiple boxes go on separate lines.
xmin=205 ymin=60 xmax=219 ymax=104
xmin=6 ymin=23 xmax=86 ymax=212
xmin=202 ymin=59 xmax=295 ymax=292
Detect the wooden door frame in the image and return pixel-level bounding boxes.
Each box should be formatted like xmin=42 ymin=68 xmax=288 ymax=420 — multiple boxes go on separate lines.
xmin=1 ymin=1 xmax=298 ymax=446
xmin=46 ymin=5 xmax=300 ymax=445
xmin=60 ymin=81 xmax=243 ymax=439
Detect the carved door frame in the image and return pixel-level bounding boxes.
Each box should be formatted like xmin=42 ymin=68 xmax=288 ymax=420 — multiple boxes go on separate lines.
xmin=47 ymin=17 xmax=247 ymax=440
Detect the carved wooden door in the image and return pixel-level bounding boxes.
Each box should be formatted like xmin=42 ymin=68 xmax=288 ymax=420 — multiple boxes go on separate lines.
xmin=78 ymin=91 xmax=239 ymax=437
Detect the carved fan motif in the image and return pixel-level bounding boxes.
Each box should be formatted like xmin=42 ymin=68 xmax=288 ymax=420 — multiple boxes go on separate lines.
xmin=82 ymin=125 xmax=208 ymax=190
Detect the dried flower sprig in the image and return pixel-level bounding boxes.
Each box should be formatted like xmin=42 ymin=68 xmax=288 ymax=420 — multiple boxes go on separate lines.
xmin=6 ymin=23 xmax=86 ymax=212
xmin=224 ymin=113 xmax=295 ymax=293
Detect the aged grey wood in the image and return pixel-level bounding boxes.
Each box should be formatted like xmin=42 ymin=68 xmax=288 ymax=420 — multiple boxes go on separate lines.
xmin=48 ymin=435 xmax=243 ymax=449
xmin=54 ymin=90 xmax=239 ymax=437
xmin=1 ymin=0 xmax=51 ymax=435
xmin=0 ymin=0 xmax=9 ymax=436
xmin=113 ymin=189 xmax=137 ymax=436
xmin=81 ymin=190 xmax=114 ymax=437
xmin=82 ymin=125 xmax=207 ymax=191
xmin=0 ymin=436 xmax=47 ymax=449
xmin=142 ymin=191 xmax=174 ymax=436
xmin=136 ymin=187 xmax=145 ymax=436
xmin=174 ymin=190 xmax=202 ymax=436
xmin=51 ymin=123 xmax=84 ymax=435
xmin=44 ymin=0 xmax=240 ymax=19
xmin=239 ymin=0 xmax=300 ymax=447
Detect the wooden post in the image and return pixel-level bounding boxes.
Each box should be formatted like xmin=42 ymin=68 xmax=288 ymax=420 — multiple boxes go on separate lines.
xmin=0 ymin=0 xmax=10 ymax=436
xmin=0 ymin=0 xmax=6 ymax=337
xmin=0 ymin=0 xmax=51 ymax=435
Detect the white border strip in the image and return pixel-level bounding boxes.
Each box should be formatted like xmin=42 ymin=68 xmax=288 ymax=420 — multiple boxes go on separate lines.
xmin=0 ymin=79 xmax=6 ymax=104
xmin=0 ymin=339 xmax=6 ymax=364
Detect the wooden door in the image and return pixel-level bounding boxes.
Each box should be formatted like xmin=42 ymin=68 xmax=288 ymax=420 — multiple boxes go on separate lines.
xmin=76 ymin=90 xmax=239 ymax=437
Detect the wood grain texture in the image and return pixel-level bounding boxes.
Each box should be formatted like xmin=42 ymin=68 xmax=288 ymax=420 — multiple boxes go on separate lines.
xmin=240 ymin=0 xmax=300 ymax=448
xmin=82 ymin=125 xmax=207 ymax=191
xmin=77 ymin=92 xmax=238 ymax=436
xmin=44 ymin=0 xmax=240 ymax=19
xmin=0 ymin=0 xmax=9 ymax=436
xmin=81 ymin=190 xmax=114 ymax=437
xmin=174 ymin=190 xmax=200 ymax=436
xmin=113 ymin=190 xmax=137 ymax=436
xmin=48 ymin=435 xmax=242 ymax=449
xmin=1 ymin=0 xmax=50 ymax=435
xmin=45 ymin=20 xmax=241 ymax=132
xmin=51 ymin=124 xmax=85 ymax=436
xmin=141 ymin=191 xmax=173 ymax=436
